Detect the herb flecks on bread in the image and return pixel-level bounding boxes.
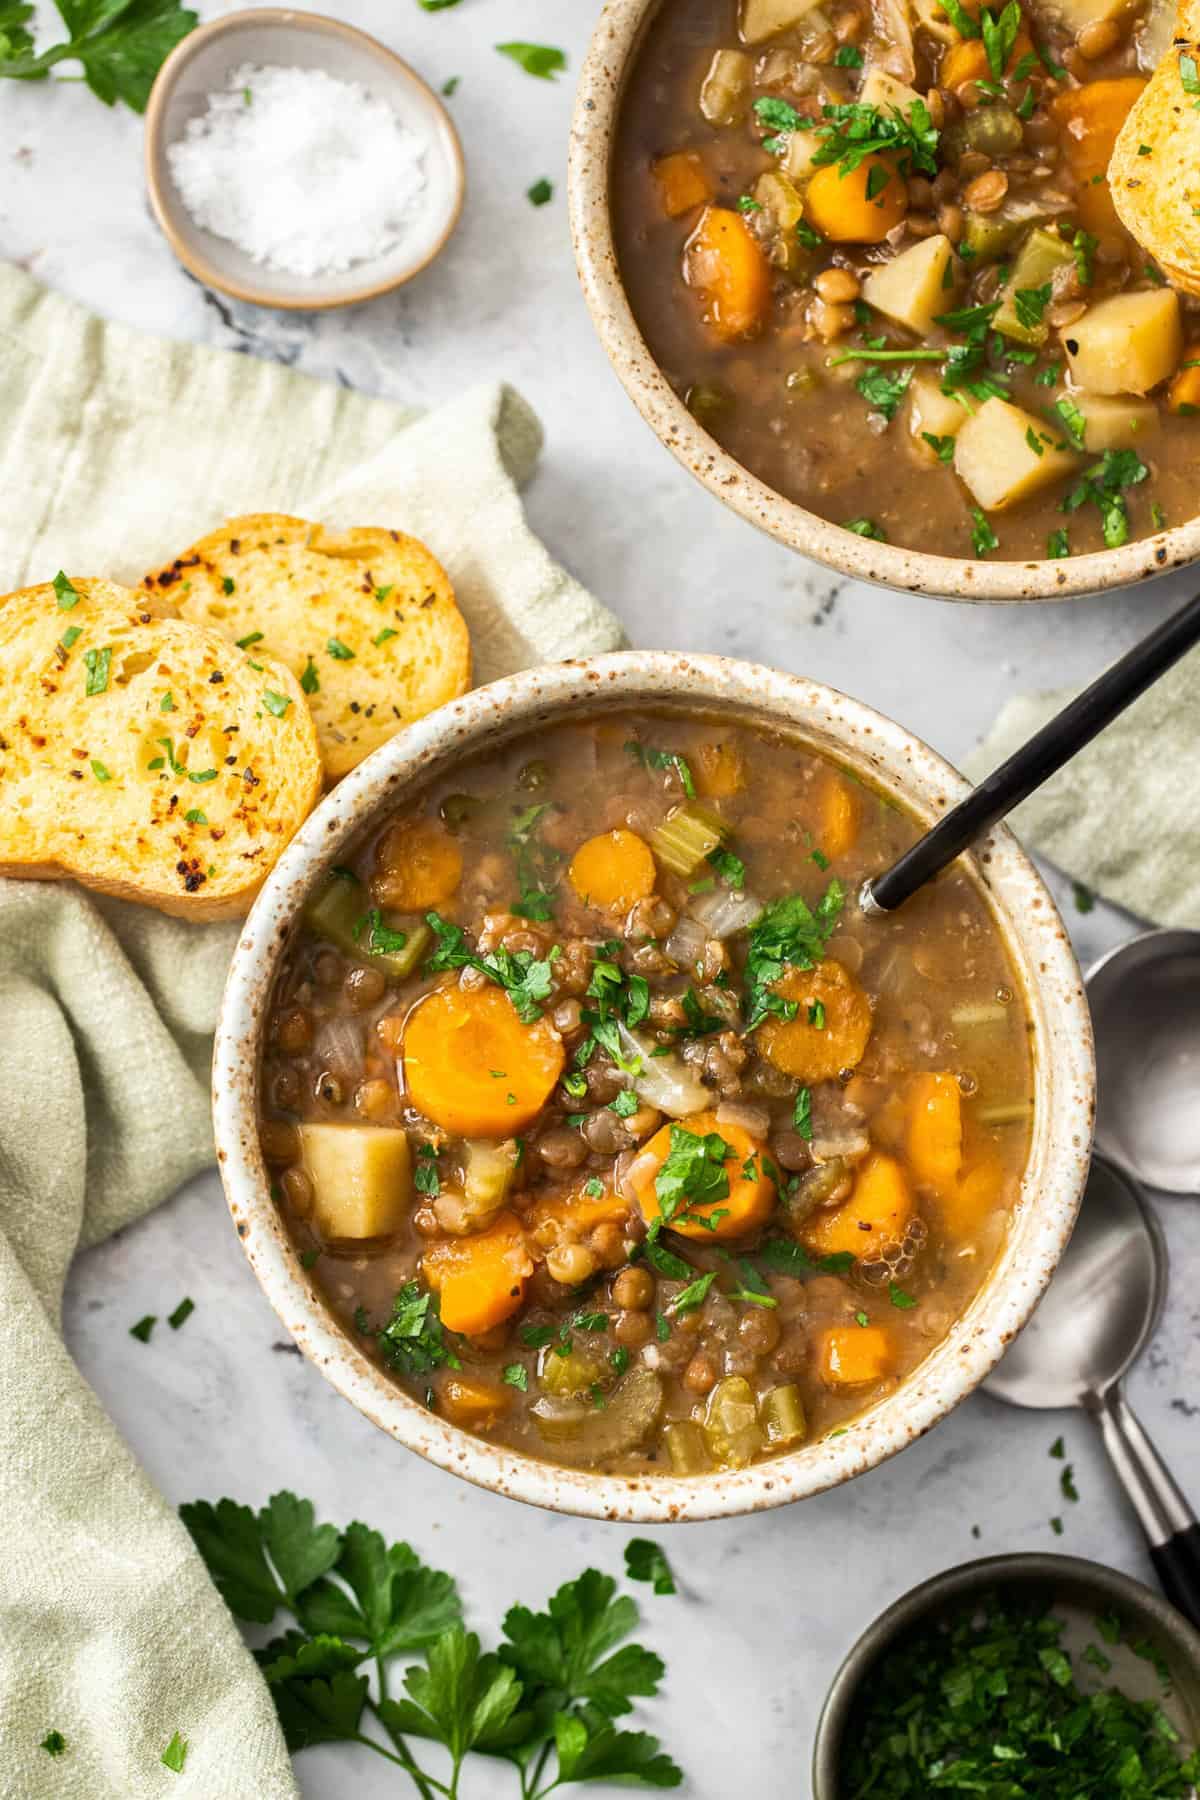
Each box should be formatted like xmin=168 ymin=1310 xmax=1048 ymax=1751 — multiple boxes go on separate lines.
xmin=0 ymin=576 xmax=321 ymax=918
xmin=144 ymin=515 xmax=471 ymax=781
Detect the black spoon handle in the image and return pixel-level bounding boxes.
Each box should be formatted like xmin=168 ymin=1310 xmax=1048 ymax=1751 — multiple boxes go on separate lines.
xmin=864 ymin=588 xmax=1200 ymax=915
xmin=1092 ymin=1386 xmax=1200 ymax=1631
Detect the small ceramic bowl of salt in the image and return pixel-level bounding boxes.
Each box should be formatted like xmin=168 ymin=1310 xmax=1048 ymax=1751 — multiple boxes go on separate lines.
xmin=145 ymin=8 xmax=464 ymax=309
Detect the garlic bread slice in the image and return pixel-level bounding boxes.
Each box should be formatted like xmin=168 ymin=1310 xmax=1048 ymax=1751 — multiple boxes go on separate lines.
xmin=143 ymin=515 xmax=471 ymax=781
xmin=0 ymin=577 xmax=321 ymax=918
xmin=1111 ymin=40 xmax=1200 ymax=296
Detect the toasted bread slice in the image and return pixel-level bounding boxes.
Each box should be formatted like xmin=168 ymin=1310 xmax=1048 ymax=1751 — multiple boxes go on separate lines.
xmin=0 ymin=577 xmax=321 ymax=919
xmin=1111 ymin=35 xmax=1200 ymax=295
xmin=143 ymin=515 xmax=471 ymax=782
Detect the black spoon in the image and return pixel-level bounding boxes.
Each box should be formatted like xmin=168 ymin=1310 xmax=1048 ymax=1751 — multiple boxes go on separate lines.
xmin=862 ymin=588 xmax=1200 ymax=916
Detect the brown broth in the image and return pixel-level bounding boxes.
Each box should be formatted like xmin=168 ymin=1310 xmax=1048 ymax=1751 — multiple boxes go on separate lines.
xmin=612 ymin=0 xmax=1199 ymax=560
xmin=260 ymin=712 xmax=1034 ymax=1476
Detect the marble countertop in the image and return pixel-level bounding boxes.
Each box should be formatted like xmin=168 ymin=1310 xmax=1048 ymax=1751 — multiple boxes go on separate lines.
xmin=4 ymin=1 xmax=1199 ymax=1793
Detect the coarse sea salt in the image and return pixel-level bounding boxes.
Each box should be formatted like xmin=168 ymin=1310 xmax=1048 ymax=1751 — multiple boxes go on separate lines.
xmin=168 ymin=63 xmax=430 ymax=279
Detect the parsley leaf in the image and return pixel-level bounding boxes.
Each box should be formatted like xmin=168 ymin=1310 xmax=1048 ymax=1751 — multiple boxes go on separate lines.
xmin=971 ymin=509 xmax=999 ymax=557
xmin=655 ymin=1124 xmax=732 ymax=1226
xmin=424 ymin=912 xmax=557 ymax=1022
xmin=856 ymin=363 xmax=914 ymax=420
xmin=844 ymin=516 xmax=888 ymax=538
xmin=508 ymin=801 xmax=561 ymax=921
xmin=496 ymin=40 xmax=566 ymax=79
xmin=625 ymin=740 xmax=696 ymax=797
xmin=179 ymin=1492 xmax=341 ymax=1623
xmin=1060 ymin=448 xmax=1148 ymax=548
xmin=743 ymin=880 xmax=845 ymax=1029
xmin=0 ymin=0 xmax=197 ymax=111
xmin=378 ymin=1281 xmax=461 ymax=1376
xmin=160 ymin=1731 xmax=187 ymax=1772
xmin=500 ymin=1567 xmax=665 ymax=1720
xmin=624 ymin=1539 xmax=677 ymax=1596
xmin=298 ymin=1522 xmax=461 ymax=1658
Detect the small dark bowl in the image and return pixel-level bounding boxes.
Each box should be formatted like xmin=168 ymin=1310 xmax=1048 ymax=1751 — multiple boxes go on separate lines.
xmin=813 ymin=1554 xmax=1200 ymax=1799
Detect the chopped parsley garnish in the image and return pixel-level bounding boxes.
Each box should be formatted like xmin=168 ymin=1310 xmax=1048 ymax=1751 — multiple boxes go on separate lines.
xmin=507 ymin=801 xmax=561 ymax=921
xmin=1068 ymin=225 xmax=1099 ymax=287
xmin=299 ymin=655 xmax=320 ymax=694
xmin=41 ymin=1730 xmax=66 ymax=1755
xmin=236 ymin=630 xmax=263 ymax=648
xmin=796 ymin=219 xmax=825 ymax=249
xmin=971 ymin=509 xmax=999 ymax=557
xmin=889 ymin=1281 xmax=917 ymax=1309
xmin=90 ymin=759 xmax=111 ymax=782
xmin=624 ymin=1538 xmax=677 ymax=1595
xmin=496 ymin=40 xmax=566 ymax=79
xmin=1060 ymin=448 xmax=1148 ymax=549
xmin=425 ymin=912 xmax=557 ymax=1022
xmin=1072 ymin=883 xmax=1095 ymax=913
xmin=669 ymin=1269 xmax=719 ymax=1315
xmin=844 ymin=516 xmax=888 ymax=538
xmin=414 ymin=1145 xmax=441 ymax=1197
xmin=610 ymin=1089 xmax=640 ymax=1118
xmin=922 ymin=433 xmax=956 ymax=463
xmin=378 ymin=1281 xmax=460 ymax=1374
xmin=1181 ymin=49 xmax=1200 ymax=94
xmin=1013 ymin=282 xmax=1052 ymax=331
xmin=793 ymin=1086 xmax=813 ymax=1139
xmin=527 ymin=177 xmax=553 ymax=206
xmin=1053 ymin=394 xmax=1087 ymax=448
xmin=743 ymin=880 xmax=845 ymax=1029
xmin=502 ymin=1363 xmax=528 ymax=1390
xmin=708 ymin=844 xmax=747 ymax=888
xmin=373 ymin=627 xmax=398 ymax=646
xmin=856 ymin=363 xmax=915 ymax=421
xmin=83 ymin=645 xmax=111 ymax=695
xmin=834 ymin=42 xmax=863 ymax=65
xmin=53 ymin=570 xmax=81 ymax=610
xmin=1036 ymin=361 xmax=1062 ymax=387
xmin=168 ymin=1297 xmax=194 ymax=1330
xmin=980 ymin=0 xmax=1022 ymax=80
xmin=326 ymin=637 xmax=355 ymax=661
xmin=130 ymin=1314 xmax=156 ymax=1343
xmin=654 ymin=1124 xmax=732 ymax=1228
xmin=262 ymin=689 xmax=292 ymax=717
xmin=1047 ymin=527 xmax=1071 ymax=559
xmin=221 ymin=575 xmax=235 ymax=596
xmin=625 ymin=740 xmax=696 ymax=797
xmin=1061 ymin=1463 xmax=1080 ymax=1502
xmin=737 ymin=193 xmax=763 ymax=213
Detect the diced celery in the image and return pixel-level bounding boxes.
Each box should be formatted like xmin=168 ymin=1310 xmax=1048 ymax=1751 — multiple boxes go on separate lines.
xmin=976 ymin=1098 xmax=1034 ymax=1125
xmin=652 ymin=801 xmax=728 ymax=877
xmin=666 ymin=1419 xmax=712 ymax=1474
xmin=760 ymin=1383 xmax=807 ymax=1449
xmin=994 ymin=229 xmax=1076 ymax=347
xmin=950 ymin=1002 xmax=1009 ymax=1027
xmin=304 ymin=871 xmax=365 ymax=956
xmin=702 ymin=1375 xmax=765 ymax=1469
xmin=365 ymin=920 xmax=431 ymax=981
xmin=463 ymin=1138 xmax=519 ymax=1221
xmin=539 ymin=1347 xmax=611 ymax=1399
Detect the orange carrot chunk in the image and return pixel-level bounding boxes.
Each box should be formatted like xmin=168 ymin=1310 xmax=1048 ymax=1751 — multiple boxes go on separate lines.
xmin=907 ymin=1072 xmax=963 ymax=1199
xmin=630 ymin=1110 xmax=777 ymax=1241
xmin=1169 ymin=346 xmax=1200 ymax=415
xmin=816 ymin=773 xmax=860 ymax=861
xmin=819 ymin=1324 xmax=894 ymax=1386
xmin=941 ymin=30 xmax=1034 ymax=92
xmin=803 ymin=1151 xmax=912 ymax=1258
xmin=759 ymin=958 xmax=873 ymax=1083
xmin=529 ymin=1182 xmax=634 ymax=1237
xmin=372 ymin=818 xmax=463 ymax=911
xmin=422 ymin=1212 xmax=532 ymax=1336
xmin=403 ymin=984 xmax=564 ymax=1137
xmin=692 ymin=739 xmax=747 ymax=799
xmin=940 ymin=1154 xmax=1007 ymax=1238
xmin=568 ymin=829 xmax=656 ymax=913
xmin=439 ymin=1373 xmax=514 ymax=1431
xmin=1051 ymin=78 xmax=1145 ymax=235
xmin=683 ymin=205 xmax=771 ymax=339
xmin=804 ymin=156 xmax=907 ymax=244
xmin=653 ymin=150 xmax=713 ymax=218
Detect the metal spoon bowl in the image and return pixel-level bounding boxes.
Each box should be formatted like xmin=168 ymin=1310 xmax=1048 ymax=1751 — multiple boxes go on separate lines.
xmin=1087 ymin=929 xmax=1200 ymax=1195
xmin=984 ymin=1156 xmax=1200 ymax=1626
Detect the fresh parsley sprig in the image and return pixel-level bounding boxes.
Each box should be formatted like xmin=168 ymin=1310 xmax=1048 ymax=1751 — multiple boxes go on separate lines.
xmin=180 ymin=1493 xmax=684 ymax=1797
xmin=743 ymin=880 xmax=845 ymax=1029
xmin=0 ymin=0 xmax=197 ymax=111
xmin=425 ymin=914 xmax=558 ymax=1023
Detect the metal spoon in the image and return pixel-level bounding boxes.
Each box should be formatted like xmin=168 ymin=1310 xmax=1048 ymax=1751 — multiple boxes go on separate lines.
xmin=984 ymin=1155 xmax=1200 ymax=1627
xmin=1087 ymin=929 xmax=1200 ymax=1195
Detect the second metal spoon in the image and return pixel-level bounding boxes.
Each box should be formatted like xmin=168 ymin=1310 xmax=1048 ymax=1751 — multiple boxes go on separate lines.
xmin=983 ymin=1155 xmax=1200 ymax=1627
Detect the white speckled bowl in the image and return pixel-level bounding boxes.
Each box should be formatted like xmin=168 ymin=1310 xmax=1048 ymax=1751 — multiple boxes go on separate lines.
xmin=213 ymin=654 xmax=1095 ymax=1520
xmin=567 ymin=0 xmax=1197 ymax=602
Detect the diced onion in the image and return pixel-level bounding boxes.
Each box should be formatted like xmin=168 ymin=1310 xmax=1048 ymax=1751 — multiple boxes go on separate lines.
xmin=616 ymin=1021 xmax=709 ymax=1118
xmin=664 ymin=915 xmax=707 ymax=969
xmin=811 ymin=1129 xmax=870 ymax=1164
xmin=690 ymin=886 xmax=762 ymax=940
xmin=313 ymin=1016 xmax=363 ymax=1085
xmin=950 ymin=1002 xmax=1009 ymax=1028
xmin=715 ymin=1099 xmax=771 ymax=1139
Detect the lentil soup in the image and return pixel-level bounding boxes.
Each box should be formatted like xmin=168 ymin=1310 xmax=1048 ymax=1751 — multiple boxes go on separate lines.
xmin=260 ymin=712 xmax=1034 ymax=1477
xmin=611 ymin=0 xmax=1199 ymax=561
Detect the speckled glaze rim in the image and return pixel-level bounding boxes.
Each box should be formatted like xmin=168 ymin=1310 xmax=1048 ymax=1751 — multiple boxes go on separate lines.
xmin=213 ymin=653 xmax=1094 ymax=1521
xmin=144 ymin=10 xmax=465 ymax=313
xmin=567 ymin=0 xmax=1199 ymax=603
xmin=811 ymin=1552 xmax=1200 ymax=1795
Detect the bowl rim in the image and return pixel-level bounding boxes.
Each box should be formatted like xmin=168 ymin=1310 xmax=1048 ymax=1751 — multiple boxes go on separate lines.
xmin=810 ymin=1550 xmax=1200 ymax=1796
xmin=143 ymin=7 xmax=465 ymax=313
xmin=566 ymin=0 xmax=1198 ymax=603
xmin=212 ymin=651 xmax=1094 ymax=1521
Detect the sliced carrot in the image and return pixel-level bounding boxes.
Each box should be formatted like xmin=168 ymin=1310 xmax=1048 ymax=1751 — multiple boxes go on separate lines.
xmin=758 ymin=958 xmax=873 ymax=1083
xmin=1051 ymin=78 xmax=1145 ymax=235
xmin=804 ymin=156 xmax=907 ymax=245
xmin=941 ymin=30 xmax=1034 ymax=92
xmin=907 ymin=1072 xmax=963 ymax=1199
xmin=529 ymin=1182 xmax=634 ymax=1237
xmin=403 ymin=984 xmax=564 ymax=1137
xmin=803 ymin=1151 xmax=912 ymax=1258
xmin=940 ymin=1154 xmax=1006 ymax=1238
xmin=1169 ymin=346 xmax=1200 ymax=415
xmin=372 ymin=818 xmax=463 ymax=911
xmin=683 ymin=205 xmax=772 ymax=340
xmin=421 ymin=1211 xmax=532 ymax=1336
xmin=630 ymin=1110 xmax=777 ymax=1241
xmin=819 ymin=1324 xmax=894 ymax=1386
xmin=568 ymin=828 xmax=656 ymax=913
xmin=438 ymin=1373 xmax=514 ymax=1431
xmin=653 ymin=150 xmax=712 ymax=218
xmin=815 ymin=772 xmax=860 ymax=861
xmin=692 ymin=739 xmax=747 ymax=799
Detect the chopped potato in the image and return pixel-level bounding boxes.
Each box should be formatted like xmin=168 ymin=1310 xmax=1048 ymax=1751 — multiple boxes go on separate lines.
xmin=1050 ymin=0 xmax=1141 ymax=33
xmin=954 ymin=398 xmax=1081 ymax=512
xmin=862 ymin=234 xmax=955 ymax=336
xmin=1067 ymin=392 xmax=1160 ymax=452
xmin=699 ymin=48 xmax=752 ymax=126
xmin=857 ymin=65 xmax=924 ymax=116
xmin=741 ymin=0 xmax=825 ymax=42
xmin=299 ymin=1123 xmax=412 ymax=1240
xmin=1062 ymin=289 xmax=1182 ymax=396
xmin=783 ymin=128 xmax=825 ymax=183
xmin=908 ymin=374 xmax=968 ymax=462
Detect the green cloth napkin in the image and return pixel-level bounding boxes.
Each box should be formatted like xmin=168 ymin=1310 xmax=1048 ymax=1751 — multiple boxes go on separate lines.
xmin=965 ymin=652 xmax=1200 ymax=926
xmin=0 ymin=263 xmax=624 ymax=1798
